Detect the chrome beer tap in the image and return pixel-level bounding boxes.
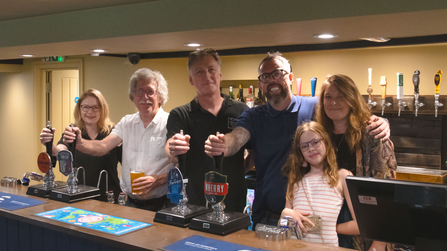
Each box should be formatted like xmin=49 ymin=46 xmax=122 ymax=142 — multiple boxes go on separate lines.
xmin=380 ymin=76 xmax=391 ymax=116
xmin=412 ymin=70 xmax=424 ymax=117
xmin=434 ymin=70 xmax=443 ymax=117
xmin=397 ymin=73 xmax=407 ymax=116
xmin=367 ymin=68 xmax=377 ymax=109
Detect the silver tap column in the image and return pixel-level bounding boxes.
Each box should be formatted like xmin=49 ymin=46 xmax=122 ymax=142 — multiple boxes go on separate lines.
xmin=434 ymin=70 xmax=443 ymax=117
xmin=412 ymin=70 xmax=424 ymax=117
xmin=367 ymin=68 xmax=377 ymax=109
xmin=397 ymin=73 xmax=407 ymax=116
xmin=380 ymin=76 xmax=391 ymax=116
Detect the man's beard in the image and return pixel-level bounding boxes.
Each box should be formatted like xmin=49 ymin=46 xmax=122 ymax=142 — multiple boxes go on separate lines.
xmin=265 ymin=84 xmax=289 ymax=105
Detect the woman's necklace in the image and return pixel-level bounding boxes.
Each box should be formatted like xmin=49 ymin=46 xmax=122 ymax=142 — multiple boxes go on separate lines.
xmin=334 ymin=134 xmax=345 ymax=152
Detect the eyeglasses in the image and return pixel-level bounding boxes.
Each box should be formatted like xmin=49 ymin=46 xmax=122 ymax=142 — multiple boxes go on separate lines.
xmin=299 ymin=138 xmax=323 ymax=152
xmin=258 ymin=69 xmax=289 ymax=83
xmin=80 ymin=105 xmax=100 ymax=112
xmin=135 ymin=89 xmax=156 ymax=97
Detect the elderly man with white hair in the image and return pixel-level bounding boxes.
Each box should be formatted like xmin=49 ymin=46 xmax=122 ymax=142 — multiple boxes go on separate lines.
xmin=63 ymin=68 xmax=173 ymax=211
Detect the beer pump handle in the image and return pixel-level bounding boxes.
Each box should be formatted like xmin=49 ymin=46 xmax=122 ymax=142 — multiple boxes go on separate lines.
xmin=435 ymin=70 xmax=443 ymax=94
xmin=177 ymin=130 xmax=186 ymax=176
xmin=45 ymin=121 xmax=53 ymax=157
xmin=69 ymin=123 xmax=77 ymax=168
xmin=413 ymin=70 xmax=420 ymax=94
xmin=380 ymin=76 xmax=387 ymax=100
xmin=213 ymin=132 xmax=224 ymax=173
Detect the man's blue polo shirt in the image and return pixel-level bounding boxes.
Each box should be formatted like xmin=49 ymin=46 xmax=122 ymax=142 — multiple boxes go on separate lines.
xmin=235 ymin=95 xmax=318 ymax=226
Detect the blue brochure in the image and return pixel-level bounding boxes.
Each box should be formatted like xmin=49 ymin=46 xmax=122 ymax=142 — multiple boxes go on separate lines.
xmin=0 ymin=191 xmax=45 ymax=211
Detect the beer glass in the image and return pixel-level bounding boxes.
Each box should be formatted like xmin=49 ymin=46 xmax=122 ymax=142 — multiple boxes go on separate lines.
xmin=130 ymin=169 xmax=145 ymax=195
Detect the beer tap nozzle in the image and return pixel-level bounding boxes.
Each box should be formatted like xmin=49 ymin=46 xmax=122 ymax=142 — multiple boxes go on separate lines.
xmin=434 ymin=70 xmax=443 ymax=117
xmin=380 ymin=76 xmax=391 ymax=116
xmin=367 ymin=68 xmax=377 ymax=109
xmin=413 ymin=70 xmax=424 ymax=117
xmin=397 ymin=73 xmax=407 ymax=116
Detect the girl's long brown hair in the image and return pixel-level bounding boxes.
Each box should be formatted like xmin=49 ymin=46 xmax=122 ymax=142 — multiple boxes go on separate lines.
xmin=282 ymin=121 xmax=339 ymax=201
xmin=74 ymin=89 xmax=114 ymax=135
xmin=316 ymin=74 xmax=371 ymax=151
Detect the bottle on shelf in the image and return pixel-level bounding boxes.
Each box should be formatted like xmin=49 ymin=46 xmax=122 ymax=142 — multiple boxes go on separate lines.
xmin=255 ymin=88 xmax=265 ymax=106
xmin=246 ymin=85 xmax=254 ymax=108
xmin=238 ymin=85 xmax=245 ymax=103
xmin=229 ymin=85 xmax=234 ymax=100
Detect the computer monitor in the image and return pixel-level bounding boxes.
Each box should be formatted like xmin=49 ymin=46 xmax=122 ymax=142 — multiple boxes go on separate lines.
xmin=346 ymin=176 xmax=447 ymax=251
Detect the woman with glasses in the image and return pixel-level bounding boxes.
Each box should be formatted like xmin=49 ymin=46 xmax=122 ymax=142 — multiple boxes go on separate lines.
xmin=316 ymin=74 xmax=397 ymax=251
xmin=39 ymin=88 xmax=121 ymax=202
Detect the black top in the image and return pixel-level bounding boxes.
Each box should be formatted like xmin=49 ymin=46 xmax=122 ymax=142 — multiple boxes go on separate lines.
xmin=333 ymin=133 xmax=356 ymax=175
xmin=58 ymin=129 xmax=122 ymax=201
xmin=166 ymin=94 xmax=249 ymax=212
xmin=333 ymin=133 xmax=356 ymax=249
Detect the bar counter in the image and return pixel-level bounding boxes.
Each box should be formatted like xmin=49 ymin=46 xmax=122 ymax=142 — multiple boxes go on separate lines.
xmin=0 ymin=185 xmax=348 ymax=251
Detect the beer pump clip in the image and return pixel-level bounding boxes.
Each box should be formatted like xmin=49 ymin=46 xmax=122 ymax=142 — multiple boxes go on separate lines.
xmin=397 ymin=73 xmax=407 ymax=116
xmin=189 ymin=132 xmax=250 ymax=235
xmin=367 ymin=68 xmax=377 ymax=109
xmin=413 ymin=70 xmax=424 ymax=117
xmin=154 ymin=130 xmax=211 ymax=227
xmin=434 ymin=70 xmax=443 ymax=117
xmin=380 ymin=76 xmax=392 ymax=116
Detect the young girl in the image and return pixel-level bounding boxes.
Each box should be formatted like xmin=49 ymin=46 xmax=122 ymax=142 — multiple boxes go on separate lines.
xmin=281 ymin=121 xmax=359 ymax=247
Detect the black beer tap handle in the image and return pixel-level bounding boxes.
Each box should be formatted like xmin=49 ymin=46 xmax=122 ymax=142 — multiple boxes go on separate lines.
xmin=213 ymin=132 xmax=224 ymax=173
xmin=413 ymin=70 xmax=420 ymax=94
xmin=69 ymin=123 xmax=77 ymax=168
xmin=45 ymin=121 xmax=53 ymax=157
xmin=213 ymin=153 xmax=224 ymax=173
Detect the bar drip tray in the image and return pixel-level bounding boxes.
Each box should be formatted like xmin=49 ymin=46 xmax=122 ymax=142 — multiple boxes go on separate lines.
xmin=49 ymin=184 xmax=100 ymax=203
xmin=26 ymin=181 xmax=67 ymax=198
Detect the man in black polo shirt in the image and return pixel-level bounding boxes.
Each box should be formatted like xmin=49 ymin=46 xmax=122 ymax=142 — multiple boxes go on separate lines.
xmin=165 ymin=48 xmax=253 ymax=212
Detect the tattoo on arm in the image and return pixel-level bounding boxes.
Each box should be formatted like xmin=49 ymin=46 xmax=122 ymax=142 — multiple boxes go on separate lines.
xmin=225 ymin=127 xmax=250 ymax=156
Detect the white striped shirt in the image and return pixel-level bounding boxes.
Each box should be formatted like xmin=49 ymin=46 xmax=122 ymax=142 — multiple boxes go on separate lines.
xmin=292 ymin=175 xmax=344 ymax=246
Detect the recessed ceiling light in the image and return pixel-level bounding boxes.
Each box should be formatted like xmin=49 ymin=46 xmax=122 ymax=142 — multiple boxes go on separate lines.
xmin=22 ymin=54 xmax=34 ymax=57
xmin=92 ymin=49 xmax=106 ymax=53
xmin=184 ymin=43 xmax=202 ymax=47
xmin=360 ymin=37 xmax=390 ymax=43
xmin=314 ymin=34 xmax=338 ymax=39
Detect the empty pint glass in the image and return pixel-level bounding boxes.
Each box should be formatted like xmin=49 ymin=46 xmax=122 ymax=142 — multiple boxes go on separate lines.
xmin=130 ymin=170 xmax=144 ymax=195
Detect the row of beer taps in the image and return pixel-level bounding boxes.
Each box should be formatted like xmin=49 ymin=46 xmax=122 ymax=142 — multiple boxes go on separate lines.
xmin=367 ymin=69 xmax=443 ymax=117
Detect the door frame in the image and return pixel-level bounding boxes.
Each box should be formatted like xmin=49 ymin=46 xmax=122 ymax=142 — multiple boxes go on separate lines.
xmin=32 ymin=58 xmax=84 ymax=159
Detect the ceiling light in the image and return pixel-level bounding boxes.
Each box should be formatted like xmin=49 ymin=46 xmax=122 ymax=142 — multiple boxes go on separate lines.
xmin=314 ymin=34 xmax=338 ymax=39
xmin=22 ymin=54 xmax=34 ymax=57
xmin=360 ymin=37 xmax=390 ymax=43
xmin=184 ymin=43 xmax=202 ymax=47
xmin=92 ymin=49 xmax=106 ymax=53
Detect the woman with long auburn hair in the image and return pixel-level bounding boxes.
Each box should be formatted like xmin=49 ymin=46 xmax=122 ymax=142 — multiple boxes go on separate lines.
xmin=316 ymin=74 xmax=397 ymax=250
xmin=39 ymin=89 xmax=121 ymax=202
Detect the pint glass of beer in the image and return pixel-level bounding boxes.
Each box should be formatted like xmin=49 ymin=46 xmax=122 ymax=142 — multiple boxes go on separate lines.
xmin=130 ymin=170 xmax=145 ymax=195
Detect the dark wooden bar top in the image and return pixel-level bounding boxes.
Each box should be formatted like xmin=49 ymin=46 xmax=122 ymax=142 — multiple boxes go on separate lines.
xmin=0 ymin=185 xmax=348 ymax=251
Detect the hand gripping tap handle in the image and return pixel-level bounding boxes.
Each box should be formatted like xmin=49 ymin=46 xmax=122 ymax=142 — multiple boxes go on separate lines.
xmin=177 ymin=130 xmax=187 ymax=177
xmin=69 ymin=123 xmax=78 ymax=168
xmin=213 ymin=132 xmax=224 ymax=173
